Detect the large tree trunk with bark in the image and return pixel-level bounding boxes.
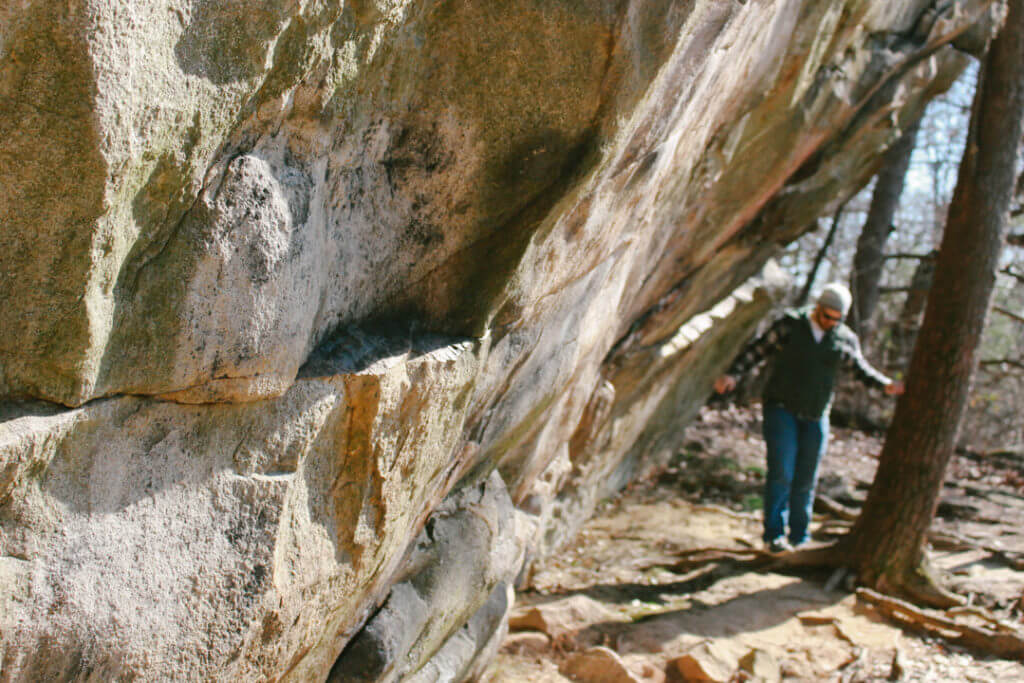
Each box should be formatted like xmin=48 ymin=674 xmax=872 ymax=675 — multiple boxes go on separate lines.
xmin=840 ymin=0 xmax=1024 ymax=607
xmin=849 ymin=117 xmax=922 ymax=338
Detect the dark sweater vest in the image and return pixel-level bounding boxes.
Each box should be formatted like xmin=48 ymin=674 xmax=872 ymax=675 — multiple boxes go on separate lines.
xmin=762 ymin=311 xmax=858 ymax=419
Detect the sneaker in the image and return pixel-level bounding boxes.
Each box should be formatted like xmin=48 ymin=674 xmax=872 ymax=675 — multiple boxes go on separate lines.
xmin=767 ymin=536 xmax=793 ymax=553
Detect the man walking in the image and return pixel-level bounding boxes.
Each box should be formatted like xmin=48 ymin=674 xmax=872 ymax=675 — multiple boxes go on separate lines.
xmin=714 ymin=283 xmax=904 ymax=552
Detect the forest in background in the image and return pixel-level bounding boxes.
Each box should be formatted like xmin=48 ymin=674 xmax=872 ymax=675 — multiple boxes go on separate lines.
xmin=777 ymin=63 xmax=1024 ymax=452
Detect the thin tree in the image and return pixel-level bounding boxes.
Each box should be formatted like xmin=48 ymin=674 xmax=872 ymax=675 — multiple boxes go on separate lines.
xmin=839 ymin=0 xmax=1024 ymax=607
xmin=891 ymin=250 xmax=937 ymax=364
xmin=798 ymin=205 xmax=845 ymax=306
xmin=849 ymin=117 xmax=922 ymax=338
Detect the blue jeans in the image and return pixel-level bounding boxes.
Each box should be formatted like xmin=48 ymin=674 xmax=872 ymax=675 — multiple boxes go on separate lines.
xmin=762 ymin=403 xmax=828 ymax=545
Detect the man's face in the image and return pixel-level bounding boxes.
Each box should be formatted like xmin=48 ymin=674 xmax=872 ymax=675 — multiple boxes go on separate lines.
xmin=814 ymin=304 xmax=843 ymax=331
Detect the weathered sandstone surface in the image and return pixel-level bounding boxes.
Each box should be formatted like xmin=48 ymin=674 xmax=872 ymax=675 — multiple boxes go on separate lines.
xmin=0 ymin=0 xmax=1002 ymax=680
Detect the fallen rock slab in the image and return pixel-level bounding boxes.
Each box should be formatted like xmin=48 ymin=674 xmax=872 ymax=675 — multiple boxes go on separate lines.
xmin=500 ymin=632 xmax=553 ymax=656
xmin=671 ymin=641 xmax=734 ymax=683
xmin=560 ymin=646 xmax=643 ymax=683
xmin=509 ymin=595 xmax=620 ymax=639
xmin=621 ymin=654 xmax=668 ymax=683
xmin=738 ymin=648 xmax=781 ymax=683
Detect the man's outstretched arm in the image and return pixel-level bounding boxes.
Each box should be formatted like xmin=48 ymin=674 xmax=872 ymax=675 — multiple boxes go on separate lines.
xmin=843 ymin=335 xmax=905 ymax=395
xmin=715 ymin=316 xmax=792 ymax=394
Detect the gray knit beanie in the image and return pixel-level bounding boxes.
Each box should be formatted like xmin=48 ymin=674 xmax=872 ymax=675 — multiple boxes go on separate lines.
xmin=817 ymin=282 xmax=852 ymax=316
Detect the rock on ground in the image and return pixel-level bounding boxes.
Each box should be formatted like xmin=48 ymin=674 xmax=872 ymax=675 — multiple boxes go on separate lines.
xmin=561 ymin=646 xmax=643 ymax=683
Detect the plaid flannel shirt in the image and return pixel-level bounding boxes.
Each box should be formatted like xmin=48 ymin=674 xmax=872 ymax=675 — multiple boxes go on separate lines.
xmin=728 ymin=313 xmax=891 ymax=390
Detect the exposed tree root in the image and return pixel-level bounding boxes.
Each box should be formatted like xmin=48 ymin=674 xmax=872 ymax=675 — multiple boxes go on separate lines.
xmin=639 ymin=540 xmax=847 ymax=577
xmin=814 ymin=494 xmax=859 ymax=521
xmin=811 ymin=524 xmax=1024 ymax=572
xmin=645 ymin=538 xmax=1024 ymax=657
xmin=812 ymin=524 xmax=1024 ymax=571
xmin=635 ymin=483 xmax=1024 ymax=661
xmin=815 ymin=499 xmax=1024 ymax=571
xmin=929 ymin=530 xmax=1024 ymax=569
xmin=857 ymin=588 xmax=1024 ymax=660
xmin=814 ymin=519 xmax=853 ymax=538
xmin=948 ymin=605 xmax=1024 ymax=634
xmin=765 ymin=541 xmax=848 ymax=571
xmin=658 ymin=546 xmax=767 ymax=573
xmin=650 ymin=540 xmax=969 ymax=602
xmin=871 ymin=557 xmax=966 ymax=609
xmin=953 ymin=481 xmax=1024 ymax=503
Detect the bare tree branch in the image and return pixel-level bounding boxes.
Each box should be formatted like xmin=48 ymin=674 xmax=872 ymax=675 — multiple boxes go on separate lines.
xmin=799 ymin=205 xmax=844 ymax=306
xmin=879 ymin=285 xmax=931 ymax=294
xmin=980 ymin=358 xmax=1024 ymax=371
xmin=883 ymin=252 xmax=936 ymax=261
xmin=993 ymin=306 xmax=1024 ymax=325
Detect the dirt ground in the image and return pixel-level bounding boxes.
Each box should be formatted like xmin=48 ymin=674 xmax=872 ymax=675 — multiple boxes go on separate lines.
xmin=480 ymin=405 xmax=1024 ymax=682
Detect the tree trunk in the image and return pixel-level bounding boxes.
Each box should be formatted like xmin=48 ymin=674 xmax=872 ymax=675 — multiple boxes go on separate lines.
xmin=840 ymin=1 xmax=1024 ymax=607
xmin=890 ymin=250 xmax=937 ymax=365
xmin=849 ymin=117 xmax=922 ymax=338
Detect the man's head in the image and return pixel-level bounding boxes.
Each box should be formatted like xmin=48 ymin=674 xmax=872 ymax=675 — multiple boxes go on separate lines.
xmin=814 ymin=282 xmax=851 ymax=330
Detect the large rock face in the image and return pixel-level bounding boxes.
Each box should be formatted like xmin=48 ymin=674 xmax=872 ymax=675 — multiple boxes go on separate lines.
xmin=0 ymin=0 xmax=1001 ymax=680
xmin=2 ymin=331 xmax=483 ymax=679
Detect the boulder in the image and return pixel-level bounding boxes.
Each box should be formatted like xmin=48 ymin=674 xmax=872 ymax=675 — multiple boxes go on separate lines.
xmin=0 ymin=330 xmax=484 ymax=681
xmin=0 ymin=0 xmax=1003 ymax=678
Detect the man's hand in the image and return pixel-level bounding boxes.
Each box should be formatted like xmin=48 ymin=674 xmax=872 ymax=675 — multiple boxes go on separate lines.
xmin=884 ymin=380 xmax=905 ymax=396
xmin=714 ymin=375 xmax=737 ymax=394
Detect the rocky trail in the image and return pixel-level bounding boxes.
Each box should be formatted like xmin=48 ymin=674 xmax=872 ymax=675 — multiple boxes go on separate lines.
xmin=481 ymin=406 xmax=1024 ymax=682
